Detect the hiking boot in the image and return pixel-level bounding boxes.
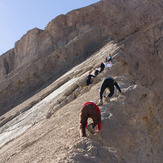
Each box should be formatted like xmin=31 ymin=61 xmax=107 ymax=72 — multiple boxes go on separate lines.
xmin=97 ymin=100 xmax=103 ymax=106
xmin=87 ymin=124 xmax=95 ymax=134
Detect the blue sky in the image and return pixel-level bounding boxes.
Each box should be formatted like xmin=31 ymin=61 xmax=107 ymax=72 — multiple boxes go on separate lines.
xmin=0 ymin=0 xmax=100 ymax=55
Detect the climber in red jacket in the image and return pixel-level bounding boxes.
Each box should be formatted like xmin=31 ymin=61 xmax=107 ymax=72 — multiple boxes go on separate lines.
xmin=79 ymin=102 xmax=101 ymax=137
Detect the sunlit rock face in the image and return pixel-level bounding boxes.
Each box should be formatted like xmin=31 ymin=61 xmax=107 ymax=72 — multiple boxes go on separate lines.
xmin=0 ymin=0 xmax=162 ymax=161
xmin=0 ymin=3 xmax=105 ymax=114
xmin=0 ymin=40 xmax=162 ymax=162
xmin=0 ymin=3 xmax=162 ymax=159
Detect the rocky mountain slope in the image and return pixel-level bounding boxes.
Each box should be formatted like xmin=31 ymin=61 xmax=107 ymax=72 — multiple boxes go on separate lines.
xmin=0 ymin=40 xmax=162 ymax=163
xmin=0 ymin=0 xmax=162 ymax=115
xmin=0 ymin=0 xmax=163 ymax=162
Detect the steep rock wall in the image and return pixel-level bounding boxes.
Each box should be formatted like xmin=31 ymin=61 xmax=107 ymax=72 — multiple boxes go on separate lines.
xmin=0 ymin=27 xmax=104 ymax=115
xmin=0 ymin=34 xmax=162 ymax=162
xmin=0 ymin=0 xmax=162 ymax=116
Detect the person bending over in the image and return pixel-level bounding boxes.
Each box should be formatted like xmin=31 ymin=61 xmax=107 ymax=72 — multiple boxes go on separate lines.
xmin=79 ymin=102 xmax=101 ymax=137
xmin=86 ymin=72 xmax=95 ymax=85
xmin=94 ymin=68 xmax=100 ymax=76
xmin=97 ymin=77 xmax=123 ymax=106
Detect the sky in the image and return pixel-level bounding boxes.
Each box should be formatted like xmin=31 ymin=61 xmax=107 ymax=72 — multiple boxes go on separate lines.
xmin=0 ymin=0 xmax=100 ymax=55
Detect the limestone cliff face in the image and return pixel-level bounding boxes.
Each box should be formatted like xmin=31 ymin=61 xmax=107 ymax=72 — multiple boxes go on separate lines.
xmin=0 ymin=2 xmax=105 ymax=114
xmin=0 ymin=0 xmax=162 ymax=116
xmin=14 ymin=28 xmax=54 ymax=68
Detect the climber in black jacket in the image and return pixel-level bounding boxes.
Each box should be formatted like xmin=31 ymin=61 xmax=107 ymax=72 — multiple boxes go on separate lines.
xmin=99 ymin=62 xmax=105 ymax=72
xmin=97 ymin=77 xmax=123 ymax=106
xmin=94 ymin=68 xmax=100 ymax=76
xmin=86 ymin=72 xmax=95 ymax=85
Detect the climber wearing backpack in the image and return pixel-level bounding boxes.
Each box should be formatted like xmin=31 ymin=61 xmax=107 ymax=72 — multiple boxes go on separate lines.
xmin=79 ymin=101 xmax=101 ymax=137
xmin=97 ymin=77 xmax=123 ymax=106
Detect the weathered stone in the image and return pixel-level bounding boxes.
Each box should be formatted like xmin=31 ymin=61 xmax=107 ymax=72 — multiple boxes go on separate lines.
xmin=66 ymin=93 xmax=76 ymax=103
xmin=73 ymin=87 xmax=82 ymax=97
xmin=0 ymin=0 xmax=162 ymax=162
xmin=0 ymin=26 xmax=105 ymax=115
xmin=14 ymin=28 xmax=54 ymax=68
xmin=76 ymin=77 xmax=86 ymax=87
xmin=64 ymin=84 xmax=78 ymax=97
xmin=0 ymin=49 xmax=15 ymax=78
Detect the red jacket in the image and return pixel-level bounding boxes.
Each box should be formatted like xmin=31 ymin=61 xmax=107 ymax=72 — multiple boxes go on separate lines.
xmin=80 ymin=102 xmax=101 ymax=131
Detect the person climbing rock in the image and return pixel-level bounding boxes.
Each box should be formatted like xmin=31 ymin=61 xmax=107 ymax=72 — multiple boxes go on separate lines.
xmin=105 ymin=57 xmax=108 ymax=62
xmin=104 ymin=58 xmax=108 ymax=68
xmin=97 ymin=77 xmax=123 ymax=106
xmin=86 ymin=72 xmax=95 ymax=85
xmin=99 ymin=62 xmax=105 ymax=72
xmin=79 ymin=101 xmax=101 ymax=137
xmin=108 ymin=54 xmax=112 ymax=62
xmin=94 ymin=68 xmax=100 ymax=76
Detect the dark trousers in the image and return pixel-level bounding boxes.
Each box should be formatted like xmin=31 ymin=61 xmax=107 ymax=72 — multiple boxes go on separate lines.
xmin=108 ymin=58 xmax=112 ymax=62
xmin=86 ymin=79 xmax=91 ymax=85
xmin=80 ymin=104 xmax=99 ymax=137
xmin=100 ymin=81 xmax=114 ymax=100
